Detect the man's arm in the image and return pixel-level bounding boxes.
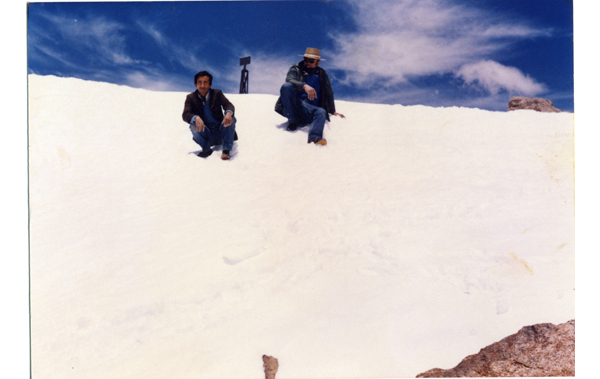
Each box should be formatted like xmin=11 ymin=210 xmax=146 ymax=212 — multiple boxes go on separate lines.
xmin=222 ymin=111 xmax=233 ymax=127
xmin=193 ymin=115 xmax=207 ymax=132
xmin=319 ymin=69 xmax=344 ymax=117
xmin=215 ymin=90 xmax=235 ymax=127
xmin=182 ymin=94 xmax=198 ymax=124
xmin=287 ymin=64 xmax=319 ymax=100
xmin=285 ymin=65 xmax=305 ymax=91
xmin=217 ymin=91 xmax=235 ymax=115
xmin=183 ymin=94 xmax=208 ymax=132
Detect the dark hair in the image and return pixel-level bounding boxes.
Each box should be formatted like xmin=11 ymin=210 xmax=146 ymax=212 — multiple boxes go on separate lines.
xmin=194 ymin=71 xmax=213 ymax=85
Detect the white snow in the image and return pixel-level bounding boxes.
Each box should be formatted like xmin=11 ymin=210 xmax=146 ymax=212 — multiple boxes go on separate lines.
xmin=28 ymin=74 xmax=574 ymax=379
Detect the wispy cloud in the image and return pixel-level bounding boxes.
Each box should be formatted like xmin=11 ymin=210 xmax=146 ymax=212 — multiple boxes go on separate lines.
xmin=480 ymin=24 xmax=552 ymax=38
xmin=222 ymin=52 xmax=293 ymax=96
xmin=135 ymin=21 xmax=211 ymax=74
xmin=27 ymin=1 xmax=562 ymax=109
xmin=35 ymin=11 xmax=141 ymax=66
xmin=123 ymin=71 xmax=186 ymax=92
xmin=456 ymin=60 xmax=547 ymax=96
xmin=29 ymin=11 xmax=195 ymax=92
xmin=28 ymin=9 xmax=152 ymax=85
xmin=328 ymin=0 xmax=550 ymax=97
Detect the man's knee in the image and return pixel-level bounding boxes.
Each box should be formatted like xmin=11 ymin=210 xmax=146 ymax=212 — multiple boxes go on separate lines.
xmin=225 ymin=117 xmax=236 ymax=131
xmin=315 ymin=108 xmax=327 ymax=120
xmin=190 ymin=128 xmax=205 ymax=145
xmin=280 ymin=82 xmax=295 ymax=95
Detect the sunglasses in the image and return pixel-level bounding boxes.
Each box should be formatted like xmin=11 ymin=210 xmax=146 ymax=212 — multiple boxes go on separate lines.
xmin=304 ymin=58 xmax=318 ymax=64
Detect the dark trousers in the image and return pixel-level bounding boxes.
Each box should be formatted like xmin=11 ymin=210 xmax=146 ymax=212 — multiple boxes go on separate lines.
xmin=190 ymin=116 xmax=237 ymax=152
xmin=280 ymin=82 xmax=327 ymax=142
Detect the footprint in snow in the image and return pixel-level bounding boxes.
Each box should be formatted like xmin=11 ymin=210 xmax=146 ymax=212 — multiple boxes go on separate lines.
xmin=222 ymin=250 xmax=261 ymax=265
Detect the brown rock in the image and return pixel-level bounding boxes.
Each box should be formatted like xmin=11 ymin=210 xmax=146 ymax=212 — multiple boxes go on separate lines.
xmin=263 ymin=355 xmax=279 ymax=379
xmin=416 ymin=320 xmax=574 ymax=377
xmin=507 ymin=96 xmax=563 ymax=113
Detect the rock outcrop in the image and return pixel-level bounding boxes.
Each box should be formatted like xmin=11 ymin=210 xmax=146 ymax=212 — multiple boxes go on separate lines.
xmin=262 ymin=355 xmax=279 ymax=379
xmin=416 ymin=320 xmax=574 ymax=377
xmin=507 ymin=96 xmax=563 ymax=113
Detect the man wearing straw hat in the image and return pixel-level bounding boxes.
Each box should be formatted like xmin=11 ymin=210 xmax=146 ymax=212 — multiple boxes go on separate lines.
xmin=275 ymin=47 xmax=345 ymax=146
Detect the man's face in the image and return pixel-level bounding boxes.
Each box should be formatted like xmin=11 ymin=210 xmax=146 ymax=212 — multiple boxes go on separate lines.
xmin=304 ymin=58 xmax=320 ymax=69
xmin=196 ymin=76 xmax=211 ymax=97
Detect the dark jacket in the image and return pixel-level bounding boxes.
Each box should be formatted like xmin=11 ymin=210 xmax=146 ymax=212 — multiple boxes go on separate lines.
xmin=182 ymin=88 xmax=235 ymax=125
xmin=274 ymin=61 xmax=336 ymax=121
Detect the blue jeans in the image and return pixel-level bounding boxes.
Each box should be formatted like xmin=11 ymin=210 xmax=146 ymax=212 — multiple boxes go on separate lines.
xmin=190 ymin=116 xmax=236 ymax=152
xmin=280 ymin=82 xmax=327 ymax=142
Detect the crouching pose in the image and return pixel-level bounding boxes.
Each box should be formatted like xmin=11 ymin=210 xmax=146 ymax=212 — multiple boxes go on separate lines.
xmin=274 ymin=47 xmax=344 ymax=146
xmin=182 ymin=71 xmax=237 ymax=160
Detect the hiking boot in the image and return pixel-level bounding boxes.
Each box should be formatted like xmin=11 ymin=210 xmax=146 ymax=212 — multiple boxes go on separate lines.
xmin=221 ymin=150 xmax=230 ymax=160
xmin=308 ymin=137 xmax=327 ymax=146
xmin=286 ymin=122 xmax=298 ymax=131
xmin=197 ymin=149 xmax=213 ymax=158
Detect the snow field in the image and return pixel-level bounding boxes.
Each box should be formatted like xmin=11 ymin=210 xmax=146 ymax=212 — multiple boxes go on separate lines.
xmin=28 ymin=75 xmax=574 ymax=378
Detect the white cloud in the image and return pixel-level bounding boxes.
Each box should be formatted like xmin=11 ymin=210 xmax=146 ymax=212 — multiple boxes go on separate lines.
xmin=481 ymin=25 xmax=553 ymax=38
xmin=32 ymin=11 xmax=142 ymax=67
xmin=222 ymin=53 xmax=292 ymax=96
xmin=456 ymin=60 xmax=547 ymax=96
xmin=124 ymin=71 xmax=184 ymax=92
xmin=136 ymin=21 xmax=210 ymax=74
xmin=130 ymin=23 xmax=291 ymax=95
xmin=331 ymin=31 xmax=492 ymax=86
xmin=329 ymin=0 xmax=551 ymax=91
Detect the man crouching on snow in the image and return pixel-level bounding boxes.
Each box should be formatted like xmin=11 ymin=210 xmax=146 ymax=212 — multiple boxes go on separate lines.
xmin=182 ymin=71 xmax=237 ymax=160
xmin=274 ymin=47 xmax=344 ymax=146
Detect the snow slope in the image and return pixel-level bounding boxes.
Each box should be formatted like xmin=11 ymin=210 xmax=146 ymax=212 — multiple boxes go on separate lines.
xmin=28 ymin=74 xmax=574 ymax=379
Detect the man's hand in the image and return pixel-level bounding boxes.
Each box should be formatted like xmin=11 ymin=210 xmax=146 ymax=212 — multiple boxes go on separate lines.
xmin=303 ymin=84 xmax=317 ymax=101
xmin=333 ymin=112 xmax=345 ymax=118
xmin=195 ymin=117 xmax=206 ymax=132
xmin=223 ymin=112 xmax=233 ymax=127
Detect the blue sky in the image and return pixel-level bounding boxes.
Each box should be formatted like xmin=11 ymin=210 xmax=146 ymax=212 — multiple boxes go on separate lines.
xmin=28 ymin=0 xmax=573 ymax=112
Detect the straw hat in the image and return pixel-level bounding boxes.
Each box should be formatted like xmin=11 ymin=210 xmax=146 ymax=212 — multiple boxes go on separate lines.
xmin=299 ymin=47 xmax=325 ymax=61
